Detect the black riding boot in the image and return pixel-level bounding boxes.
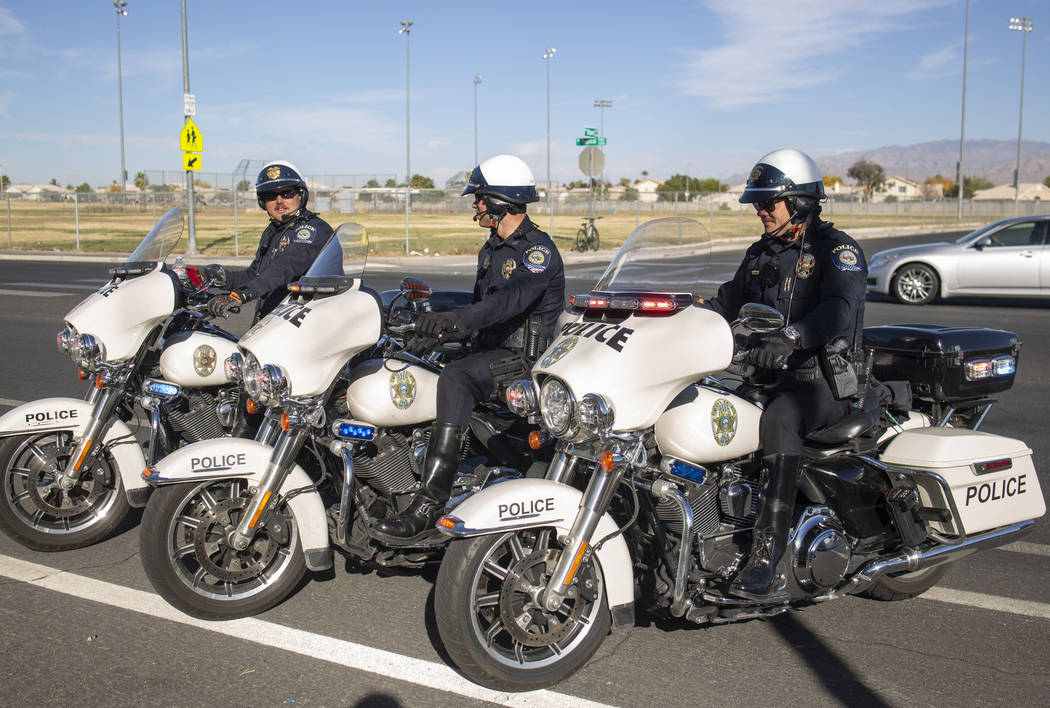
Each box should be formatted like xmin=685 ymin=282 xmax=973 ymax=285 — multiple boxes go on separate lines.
xmin=374 ymin=422 xmax=467 ymax=538
xmin=729 ymin=454 xmax=801 ymax=602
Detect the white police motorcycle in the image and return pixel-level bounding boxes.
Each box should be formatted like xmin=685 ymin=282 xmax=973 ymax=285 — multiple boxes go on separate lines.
xmin=0 ymin=209 xmax=249 ymax=550
xmin=137 ymin=225 xmax=547 ymax=619
xmin=432 ymin=217 xmax=1046 ymax=691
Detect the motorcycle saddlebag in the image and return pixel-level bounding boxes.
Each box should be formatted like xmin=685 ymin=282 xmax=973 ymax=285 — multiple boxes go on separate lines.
xmin=861 ymin=325 xmax=1021 ymax=402
xmin=880 ymin=427 xmax=1044 ymax=536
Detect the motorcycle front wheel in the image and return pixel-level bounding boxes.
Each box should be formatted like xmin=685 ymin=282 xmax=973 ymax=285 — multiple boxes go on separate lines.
xmin=435 ymin=527 xmax=611 ymax=691
xmin=0 ymin=431 xmax=129 ymax=551
xmin=140 ymin=479 xmax=305 ymax=620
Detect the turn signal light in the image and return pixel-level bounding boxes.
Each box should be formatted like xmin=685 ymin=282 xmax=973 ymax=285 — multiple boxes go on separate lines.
xmin=246 ymin=398 xmax=256 ymax=415
xmin=280 ymin=414 xmax=291 ymax=431
xmin=528 ymin=430 xmax=543 ymax=450
xmin=95 ymin=375 xmax=104 ymax=390
xmin=600 ymin=450 xmax=615 ymax=473
xmin=437 ymin=516 xmax=457 ymax=530
xmin=78 ymin=369 xmax=88 ymax=380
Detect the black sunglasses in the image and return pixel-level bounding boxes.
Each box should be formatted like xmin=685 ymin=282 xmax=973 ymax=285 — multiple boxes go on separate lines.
xmin=752 ymin=198 xmax=780 ymax=213
xmin=260 ymin=187 xmax=300 ymax=202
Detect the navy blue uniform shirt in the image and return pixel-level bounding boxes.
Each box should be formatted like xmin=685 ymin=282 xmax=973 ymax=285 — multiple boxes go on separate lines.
xmin=226 ymin=209 xmax=333 ymax=318
xmin=708 ymin=220 xmax=867 ymax=363
xmin=458 ymin=216 xmax=565 ymax=347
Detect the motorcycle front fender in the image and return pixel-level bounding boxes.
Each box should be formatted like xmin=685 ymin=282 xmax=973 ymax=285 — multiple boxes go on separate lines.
xmin=0 ymin=397 xmax=149 ymax=506
xmin=440 ymin=478 xmax=635 ymax=612
xmin=144 ymin=438 xmax=330 ymax=568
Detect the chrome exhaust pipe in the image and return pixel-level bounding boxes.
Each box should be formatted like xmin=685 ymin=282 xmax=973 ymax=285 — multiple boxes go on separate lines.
xmin=840 ymin=520 xmax=1034 ymax=596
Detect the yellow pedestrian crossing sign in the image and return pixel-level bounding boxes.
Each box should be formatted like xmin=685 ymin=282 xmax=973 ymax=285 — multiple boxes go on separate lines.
xmin=183 ymin=153 xmax=202 ymax=171
xmin=180 ymin=118 xmax=203 ymax=152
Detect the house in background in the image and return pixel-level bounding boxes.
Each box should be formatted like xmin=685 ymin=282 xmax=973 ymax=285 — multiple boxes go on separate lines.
xmin=874 ymin=175 xmax=922 ymax=201
xmin=634 ymin=178 xmax=662 ymax=203
xmin=973 ymin=183 xmax=1050 ymax=201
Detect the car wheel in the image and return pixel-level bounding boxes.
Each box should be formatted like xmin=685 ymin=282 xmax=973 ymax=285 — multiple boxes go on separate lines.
xmin=891 ymin=263 xmax=939 ymax=305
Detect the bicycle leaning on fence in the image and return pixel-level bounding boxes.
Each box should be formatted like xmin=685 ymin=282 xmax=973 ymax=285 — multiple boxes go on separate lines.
xmin=574 ymin=215 xmax=600 ymax=252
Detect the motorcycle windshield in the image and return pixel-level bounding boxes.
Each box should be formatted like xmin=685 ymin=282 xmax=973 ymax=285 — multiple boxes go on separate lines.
xmin=302 ymin=221 xmax=368 ymax=279
xmin=125 ymin=208 xmax=185 ymax=264
xmin=592 ymin=217 xmax=712 ymax=296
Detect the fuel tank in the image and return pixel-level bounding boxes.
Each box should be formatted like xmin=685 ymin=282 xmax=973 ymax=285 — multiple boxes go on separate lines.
xmin=654 ymin=384 xmax=762 ymax=463
xmin=64 ymin=266 xmax=176 ymax=362
xmin=344 ymin=358 xmax=439 ymax=427
xmin=159 ymin=330 xmax=241 ymax=387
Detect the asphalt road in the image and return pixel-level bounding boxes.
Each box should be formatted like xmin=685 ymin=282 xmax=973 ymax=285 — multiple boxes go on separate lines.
xmin=1 ymin=230 xmax=1048 ymax=707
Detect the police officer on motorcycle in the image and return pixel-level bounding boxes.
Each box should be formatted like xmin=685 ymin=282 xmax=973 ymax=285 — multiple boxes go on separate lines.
xmin=376 ymin=154 xmax=566 ymax=539
xmin=202 ymin=161 xmax=333 ymax=322
xmin=707 ymin=148 xmax=867 ymax=601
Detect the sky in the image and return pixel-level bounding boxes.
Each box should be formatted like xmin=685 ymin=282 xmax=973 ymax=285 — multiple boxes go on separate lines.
xmin=1 ymin=0 xmax=1047 ymax=189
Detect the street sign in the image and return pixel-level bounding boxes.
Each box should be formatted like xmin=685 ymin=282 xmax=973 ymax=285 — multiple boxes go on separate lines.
xmin=179 ymin=118 xmax=203 ymax=152
xmin=584 ymin=127 xmax=598 ymax=138
xmin=183 ymin=93 xmax=197 ymax=117
xmin=578 ymin=146 xmax=605 ymax=177
xmin=575 ymin=137 xmax=607 ymax=146
xmin=183 ymin=153 xmax=202 ymax=171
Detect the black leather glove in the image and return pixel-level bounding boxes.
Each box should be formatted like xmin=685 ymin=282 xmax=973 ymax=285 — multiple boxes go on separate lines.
xmin=748 ymin=332 xmax=796 ymax=370
xmin=199 ymin=263 xmax=228 ymax=287
xmin=406 ymin=334 xmax=440 ymax=357
xmin=416 ymin=311 xmax=465 ymax=339
xmin=208 ymin=288 xmax=250 ymax=318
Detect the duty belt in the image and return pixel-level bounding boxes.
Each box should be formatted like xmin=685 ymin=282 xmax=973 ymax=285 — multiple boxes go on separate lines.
xmin=783 ymin=355 xmax=823 ymax=382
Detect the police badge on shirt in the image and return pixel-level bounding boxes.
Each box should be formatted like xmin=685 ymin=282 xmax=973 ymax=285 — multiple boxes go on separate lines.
xmin=523 ymin=245 xmax=551 ymax=274
xmin=831 ymin=244 xmax=861 ymax=272
xmin=295 ymin=224 xmax=317 ymax=243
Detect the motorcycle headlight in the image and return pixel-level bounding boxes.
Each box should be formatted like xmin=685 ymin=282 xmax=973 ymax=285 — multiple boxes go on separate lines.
xmin=505 ymin=379 xmax=538 ymax=416
xmin=224 ymin=352 xmax=244 ymax=383
xmin=539 ymin=377 xmax=576 ymax=437
xmin=242 ymin=353 xmax=287 ymax=406
xmin=56 ymin=325 xmax=76 ymax=354
xmin=69 ymin=333 xmax=104 ymax=370
xmin=577 ymin=393 xmax=614 ymax=436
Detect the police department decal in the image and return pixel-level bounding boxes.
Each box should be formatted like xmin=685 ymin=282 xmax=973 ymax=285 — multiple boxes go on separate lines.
xmin=832 ymin=244 xmax=861 ymax=272
xmin=523 ymin=245 xmax=551 ymax=274
xmin=193 ymin=344 xmax=217 ymax=377
xmin=540 ymin=336 xmax=578 ymax=367
xmin=501 ymin=258 xmax=516 ymax=279
xmin=711 ymin=398 xmax=738 ymax=447
xmin=796 ymin=253 xmax=815 ymax=279
xmin=389 ymin=370 xmax=417 ymax=410
xmin=295 ymin=225 xmax=316 ymax=242
xmin=266 ymin=166 xmax=281 ymax=180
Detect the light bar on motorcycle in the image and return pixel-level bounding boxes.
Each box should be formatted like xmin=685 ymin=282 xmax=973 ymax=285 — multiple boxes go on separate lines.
xmin=569 ymin=292 xmax=687 ymax=315
xmin=144 ymin=379 xmax=181 ymax=398
xmin=505 ymin=379 xmax=538 ymax=416
xmin=663 ymin=457 xmax=708 ymax=485
xmin=332 ymin=419 xmax=376 ymax=441
xmin=964 ymin=355 xmax=1016 ymax=381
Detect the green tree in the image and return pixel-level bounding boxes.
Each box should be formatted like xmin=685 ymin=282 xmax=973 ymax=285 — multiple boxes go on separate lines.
xmin=697 ymin=177 xmax=728 ymax=192
xmin=49 ymin=177 xmax=59 ymax=186
xmin=74 ymin=182 xmax=92 ymax=193
xmin=620 ymin=185 xmax=639 ymax=201
xmin=656 ymin=174 xmax=725 ymax=200
xmin=1 ymin=174 xmax=10 ymax=189
xmin=384 ymin=178 xmax=397 ymax=188
xmin=364 ymin=179 xmax=380 ymax=188
xmin=641 ymin=170 xmax=649 ymax=178
xmin=134 ymin=171 xmax=149 ymax=190
xmin=847 ymin=160 xmax=886 ymax=199
xmin=944 ymin=176 xmax=993 ymax=199
xmin=822 ymin=175 xmax=842 ymax=187
xmin=1043 ymin=175 xmax=1050 ymax=189
xmin=409 ymin=174 xmax=434 ymax=189
xmin=618 ymin=177 xmax=631 ymax=187
xmin=236 ymin=179 xmax=252 ymax=191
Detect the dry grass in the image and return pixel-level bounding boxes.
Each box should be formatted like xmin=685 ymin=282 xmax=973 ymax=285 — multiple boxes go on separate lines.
xmin=0 ymin=200 xmax=997 ymax=257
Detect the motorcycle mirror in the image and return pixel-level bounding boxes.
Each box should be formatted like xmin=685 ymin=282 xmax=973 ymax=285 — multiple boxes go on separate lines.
xmin=737 ymin=302 xmax=785 ymax=333
xmin=400 ymin=276 xmax=433 ymax=302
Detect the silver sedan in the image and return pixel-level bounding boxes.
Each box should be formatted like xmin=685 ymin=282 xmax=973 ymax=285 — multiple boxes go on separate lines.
xmin=866 ymin=215 xmax=1050 ymax=305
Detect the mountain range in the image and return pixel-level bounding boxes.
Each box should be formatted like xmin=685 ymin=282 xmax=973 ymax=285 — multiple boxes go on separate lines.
xmin=727 ymin=139 xmax=1050 ymax=187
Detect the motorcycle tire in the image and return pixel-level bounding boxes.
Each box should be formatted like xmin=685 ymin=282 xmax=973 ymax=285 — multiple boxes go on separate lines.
xmin=140 ymin=479 xmax=305 ymax=620
xmin=860 ymin=563 xmax=951 ymax=601
xmin=435 ymin=527 xmax=611 ymax=692
xmin=0 ymin=432 xmax=129 ymax=551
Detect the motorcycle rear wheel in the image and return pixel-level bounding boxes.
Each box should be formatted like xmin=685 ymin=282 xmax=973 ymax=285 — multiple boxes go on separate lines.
xmin=860 ymin=563 xmax=951 ymax=601
xmin=435 ymin=527 xmax=611 ymax=692
xmin=140 ymin=479 xmax=305 ymax=620
xmin=0 ymin=431 xmax=129 ymax=551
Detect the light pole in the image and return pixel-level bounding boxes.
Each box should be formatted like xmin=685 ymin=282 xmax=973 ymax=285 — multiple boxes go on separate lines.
xmin=473 ymin=74 xmax=482 ymax=167
xmin=594 ymin=99 xmax=611 ymax=200
xmin=544 ymin=46 xmax=556 ymax=236
xmin=1008 ymin=16 xmax=1032 ymax=214
xmin=180 ymin=0 xmax=196 ymax=253
xmin=114 ymin=0 xmax=128 ymax=211
xmin=956 ymin=0 xmax=969 ymax=219
xmin=398 ymin=19 xmax=412 ymax=253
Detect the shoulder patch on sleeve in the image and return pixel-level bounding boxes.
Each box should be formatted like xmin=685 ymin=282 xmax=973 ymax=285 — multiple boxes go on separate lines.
xmin=295 ymin=224 xmax=317 ymax=243
xmin=830 ymin=243 xmax=861 ymax=272
xmin=523 ymin=244 xmax=551 ymax=274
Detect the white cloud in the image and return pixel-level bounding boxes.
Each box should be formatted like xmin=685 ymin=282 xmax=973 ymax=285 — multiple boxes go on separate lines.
xmin=907 ymin=43 xmax=960 ymax=80
xmin=676 ymin=0 xmax=954 ymax=109
xmin=0 ymin=7 xmax=25 ymax=36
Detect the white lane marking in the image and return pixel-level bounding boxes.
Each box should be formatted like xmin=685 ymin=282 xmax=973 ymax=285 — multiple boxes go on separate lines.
xmin=922 ymin=587 xmax=1050 ymax=621
xmin=5 ymin=281 xmax=100 ymax=290
xmin=0 ymin=397 xmax=25 ymax=407
xmin=0 ymin=288 xmax=70 ymax=298
xmin=0 ymin=555 xmax=611 ymax=708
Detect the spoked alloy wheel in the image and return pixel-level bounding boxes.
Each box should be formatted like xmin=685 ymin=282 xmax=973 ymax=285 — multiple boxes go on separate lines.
xmin=435 ymin=527 xmax=611 ymax=691
xmin=140 ymin=479 xmax=304 ymax=620
xmin=892 ymin=263 xmax=938 ymax=305
xmin=0 ymin=431 xmax=128 ymax=550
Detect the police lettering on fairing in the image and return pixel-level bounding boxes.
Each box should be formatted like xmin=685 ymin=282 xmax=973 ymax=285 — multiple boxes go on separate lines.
xmin=559 ymin=321 xmax=635 ymax=353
